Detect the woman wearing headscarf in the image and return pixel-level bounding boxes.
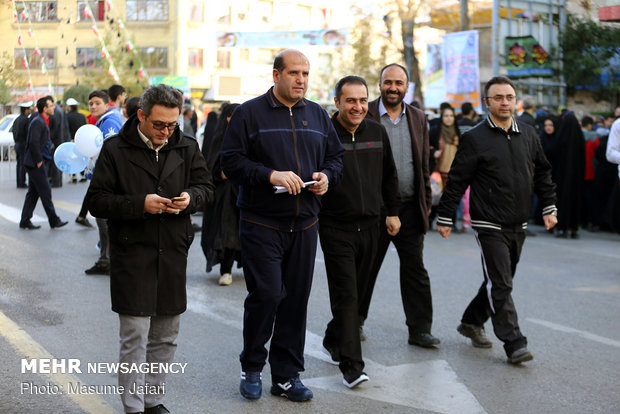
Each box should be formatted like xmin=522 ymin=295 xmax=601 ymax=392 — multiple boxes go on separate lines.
xmin=553 ymin=112 xmax=585 ymax=238
xmin=431 ymin=106 xmax=461 ymax=188
xmin=201 ymin=103 xmax=241 ymax=285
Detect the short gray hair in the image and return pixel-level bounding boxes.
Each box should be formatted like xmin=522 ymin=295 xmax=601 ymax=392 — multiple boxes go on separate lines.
xmin=139 ymin=84 xmax=183 ymax=117
xmin=522 ymin=95 xmax=535 ymax=110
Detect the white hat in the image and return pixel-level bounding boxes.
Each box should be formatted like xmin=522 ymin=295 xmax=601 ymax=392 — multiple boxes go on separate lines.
xmin=66 ymin=98 xmax=79 ymax=106
xmin=18 ymin=101 xmax=33 ymax=108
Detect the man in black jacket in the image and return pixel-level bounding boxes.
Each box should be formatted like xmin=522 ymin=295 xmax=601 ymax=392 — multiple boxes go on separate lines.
xmin=87 ymin=84 xmax=213 ymax=413
xmin=319 ymin=76 xmax=400 ymax=389
xmin=12 ymin=101 xmax=32 ymax=188
xmin=437 ymin=76 xmax=557 ymax=365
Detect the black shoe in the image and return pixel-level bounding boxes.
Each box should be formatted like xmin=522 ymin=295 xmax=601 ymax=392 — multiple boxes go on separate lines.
xmin=17 ymin=185 xmax=28 ymax=188
xmin=240 ymin=371 xmax=262 ymax=400
xmin=270 ymin=376 xmax=313 ymax=402
xmin=19 ymin=221 xmax=41 ymax=230
xmin=408 ymin=332 xmax=440 ymax=348
xmin=75 ymin=217 xmax=94 ymax=228
xmin=145 ymin=405 xmax=170 ymax=414
xmin=85 ymin=262 xmax=110 ymax=275
xmin=343 ymin=371 xmax=369 ymax=389
xmin=51 ymin=220 xmax=68 ymax=229
xmin=508 ymin=347 xmax=533 ymax=364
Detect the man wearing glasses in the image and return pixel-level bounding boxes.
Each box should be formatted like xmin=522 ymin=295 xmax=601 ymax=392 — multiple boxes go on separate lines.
xmin=436 ymin=76 xmax=557 ymax=365
xmin=87 ymin=84 xmax=213 ymax=414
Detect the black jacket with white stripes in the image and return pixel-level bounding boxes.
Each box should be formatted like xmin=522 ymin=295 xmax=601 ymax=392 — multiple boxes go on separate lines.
xmin=437 ymin=116 xmax=557 ymax=231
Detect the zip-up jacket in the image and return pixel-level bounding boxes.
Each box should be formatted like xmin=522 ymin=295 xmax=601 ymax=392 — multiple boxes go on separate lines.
xmin=319 ymin=114 xmax=400 ymax=231
xmin=220 ymin=87 xmax=344 ymax=232
xmin=437 ymin=116 xmax=557 ymax=231
xmin=96 ymin=108 xmax=122 ymax=139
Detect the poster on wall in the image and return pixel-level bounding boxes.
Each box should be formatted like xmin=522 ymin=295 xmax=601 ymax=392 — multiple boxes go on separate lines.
xmin=216 ymin=29 xmax=349 ymax=48
xmin=441 ymin=30 xmax=482 ymax=113
xmin=504 ymin=35 xmax=553 ymax=78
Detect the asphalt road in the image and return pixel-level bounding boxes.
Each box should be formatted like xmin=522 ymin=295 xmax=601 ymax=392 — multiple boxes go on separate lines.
xmin=0 ymin=163 xmax=619 ymax=414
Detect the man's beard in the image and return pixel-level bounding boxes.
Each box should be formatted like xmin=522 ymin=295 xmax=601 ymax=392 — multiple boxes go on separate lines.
xmin=381 ymin=91 xmax=404 ymax=107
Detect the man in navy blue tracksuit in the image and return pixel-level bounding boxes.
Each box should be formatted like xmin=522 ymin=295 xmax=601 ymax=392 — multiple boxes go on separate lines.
xmin=437 ymin=76 xmax=557 ymax=365
xmin=221 ymin=49 xmax=344 ymax=402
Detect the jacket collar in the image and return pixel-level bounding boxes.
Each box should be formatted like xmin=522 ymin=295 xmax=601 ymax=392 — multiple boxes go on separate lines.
xmin=330 ymin=111 xmax=367 ymax=137
xmin=486 ymin=115 xmax=520 ymax=134
xmin=266 ymin=86 xmax=308 ymax=109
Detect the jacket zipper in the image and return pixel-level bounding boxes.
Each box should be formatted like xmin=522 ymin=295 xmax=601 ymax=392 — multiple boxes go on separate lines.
xmin=352 ymin=132 xmax=364 ymax=231
xmin=290 ymin=106 xmax=300 ymax=232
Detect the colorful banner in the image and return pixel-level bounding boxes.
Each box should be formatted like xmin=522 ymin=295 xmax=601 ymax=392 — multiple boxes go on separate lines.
xmin=505 ymin=35 xmax=553 ymax=78
xmin=423 ymin=43 xmax=446 ymax=109
xmin=216 ymin=29 xmax=349 ymax=48
xmin=150 ymin=76 xmax=191 ymax=97
xmin=441 ymin=30 xmax=482 ymax=113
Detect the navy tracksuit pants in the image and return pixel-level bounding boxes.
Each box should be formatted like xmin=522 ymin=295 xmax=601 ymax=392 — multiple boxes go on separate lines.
xmin=462 ymin=228 xmax=528 ymax=356
xmin=239 ymin=219 xmax=318 ymax=382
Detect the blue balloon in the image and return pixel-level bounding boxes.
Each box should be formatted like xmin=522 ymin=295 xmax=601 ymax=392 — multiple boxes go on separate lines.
xmin=54 ymin=142 xmax=89 ymax=174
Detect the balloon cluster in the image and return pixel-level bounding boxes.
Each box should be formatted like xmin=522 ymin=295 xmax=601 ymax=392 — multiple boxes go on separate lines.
xmin=54 ymin=125 xmax=104 ymax=174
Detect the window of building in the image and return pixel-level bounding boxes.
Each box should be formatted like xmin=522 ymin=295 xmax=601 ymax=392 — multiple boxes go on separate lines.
xmin=15 ymin=2 xmax=57 ymax=22
xmin=217 ymin=50 xmax=231 ymax=70
xmin=138 ymin=47 xmax=168 ymax=68
xmin=187 ymin=1 xmax=203 ymax=22
xmin=214 ymin=4 xmax=231 ymax=24
xmin=77 ymin=1 xmax=105 ymax=21
xmin=257 ymin=0 xmax=272 ymax=23
xmin=76 ymin=48 xmax=101 ymax=68
xmin=126 ymin=0 xmax=168 ymax=21
xmin=14 ymin=48 xmax=56 ymax=69
xmin=188 ymin=48 xmax=203 ymax=69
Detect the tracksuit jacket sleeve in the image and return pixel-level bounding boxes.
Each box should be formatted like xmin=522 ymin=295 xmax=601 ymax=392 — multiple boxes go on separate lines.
xmin=532 ymin=133 xmax=557 ymax=215
xmin=319 ymin=121 xmax=345 ymax=186
xmin=436 ymin=132 xmax=477 ymax=226
xmin=220 ymin=108 xmax=274 ymax=187
xmin=381 ymin=127 xmax=401 ymax=216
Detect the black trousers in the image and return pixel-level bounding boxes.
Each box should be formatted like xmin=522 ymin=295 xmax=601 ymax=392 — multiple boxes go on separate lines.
xmin=359 ymin=201 xmax=433 ymax=335
xmin=320 ymin=223 xmax=378 ymax=377
xmin=239 ymin=220 xmax=318 ymax=382
xmin=20 ymin=161 xmax=61 ymax=227
xmin=14 ymin=142 xmax=27 ymax=187
xmin=462 ymin=229 xmax=527 ymax=356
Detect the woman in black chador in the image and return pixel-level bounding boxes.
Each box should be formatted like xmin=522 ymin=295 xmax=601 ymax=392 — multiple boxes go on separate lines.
xmin=201 ymin=103 xmax=241 ymax=285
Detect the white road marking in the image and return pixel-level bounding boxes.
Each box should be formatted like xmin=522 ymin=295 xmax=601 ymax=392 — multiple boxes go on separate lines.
xmin=187 ymin=286 xmax=486 ymax=413
xmin=527 ymin=318 xmax=620 ymax=348
xmin=0 ymin=202 xmax=45 ymax=224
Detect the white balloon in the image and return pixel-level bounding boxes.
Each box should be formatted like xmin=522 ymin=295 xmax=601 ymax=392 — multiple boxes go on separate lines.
xmin=75 ymin=124 xmax=104 ymax=157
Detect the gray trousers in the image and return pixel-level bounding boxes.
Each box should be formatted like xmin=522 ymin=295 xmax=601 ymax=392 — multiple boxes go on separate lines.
xmin=96 ymin=218 xmax=110 ymax=264
xmin=118 ymin=314 xmax=180 ymax=413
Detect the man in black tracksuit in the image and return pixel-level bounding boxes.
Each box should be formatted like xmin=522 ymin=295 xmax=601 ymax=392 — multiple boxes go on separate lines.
xmin=319 ymin=76 xmax=400 ymax=389
xmin=437 ymin=76 xmax=557 ymax=364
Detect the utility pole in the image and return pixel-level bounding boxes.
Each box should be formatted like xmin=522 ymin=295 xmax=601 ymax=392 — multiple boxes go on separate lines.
xmin=461 ymin=0 xmax=469 ymax=31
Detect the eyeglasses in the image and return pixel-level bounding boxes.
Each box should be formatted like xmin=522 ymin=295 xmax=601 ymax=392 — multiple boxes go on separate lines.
xmin=489 ymin=95 xmax=515 ymax=103
xmin=148 ymin=118 xmax=178 ymax=132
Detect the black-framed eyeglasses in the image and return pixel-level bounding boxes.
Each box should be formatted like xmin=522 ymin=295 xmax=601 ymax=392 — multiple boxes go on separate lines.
xmin=148 ymin=118 xmax=178 ymax=132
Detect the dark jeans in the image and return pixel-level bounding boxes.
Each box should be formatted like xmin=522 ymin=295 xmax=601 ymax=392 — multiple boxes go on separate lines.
xmin=462 ymin=229 xmax=527 ymax=356
xmin=20 ymin=161 xmax=62 ymax=226
xmin=320 ymin=223 xmax=378 ymax=377
xmin=359 ymin=201 xmax=433 ymax=335
xmin=239 ymin=220 xmax=318 ymax=382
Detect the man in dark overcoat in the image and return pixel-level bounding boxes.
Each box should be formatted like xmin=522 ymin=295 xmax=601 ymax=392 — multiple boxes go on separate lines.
xmin=87 ymin=84 xmax=213 ymax=414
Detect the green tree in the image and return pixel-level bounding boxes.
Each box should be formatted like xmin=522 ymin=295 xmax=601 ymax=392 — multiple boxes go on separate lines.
xmin=63 ymin=84 xmax=93 ymax=110
xmin=0 ymin=51 xmax=27 ymax=105
xmin=562 ymin=15 xmax=620 ymax=103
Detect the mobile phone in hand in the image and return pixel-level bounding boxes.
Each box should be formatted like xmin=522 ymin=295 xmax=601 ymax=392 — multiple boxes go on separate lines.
xmin=171 ymin=196 xmax=186 ymax=202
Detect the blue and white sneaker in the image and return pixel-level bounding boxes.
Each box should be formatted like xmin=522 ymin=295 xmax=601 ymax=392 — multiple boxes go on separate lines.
xmin=270 ymin=376 xmax=313 ymax=402
xmin=240 ymin=370 xmax=262 ymax=400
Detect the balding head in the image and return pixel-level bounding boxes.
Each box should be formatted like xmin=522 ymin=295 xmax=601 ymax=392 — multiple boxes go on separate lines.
xmin=273 ymin=49 xmax=309 ymax=73
xmin=272 ymin=49 xmax=310 ymax=107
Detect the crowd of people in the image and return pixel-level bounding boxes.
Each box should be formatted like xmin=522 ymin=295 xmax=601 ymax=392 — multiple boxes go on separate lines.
xmin=9 ymin=48 xmax=620 ymax=413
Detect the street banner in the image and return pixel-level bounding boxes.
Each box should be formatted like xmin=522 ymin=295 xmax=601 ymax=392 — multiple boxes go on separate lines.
xmin=424 ymin=43 xmax=446 ymax=109
xmin=505 ymin=35 xmax=553 ymax=77
xmin=150 ymin=76 xmax=191 ymax=98
xmin=441 ymin=30 xmax=482 ymax=113
xmin=216 ymin=29 xmax=349 ymax=48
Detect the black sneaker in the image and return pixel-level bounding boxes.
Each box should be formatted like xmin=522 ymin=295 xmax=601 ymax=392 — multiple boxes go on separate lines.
xmin=85 ymin=262 xmax=110 ymax=275
xmin=508 ymin=347 xmax=533 ymax=364
xmin=270 ymin=376 xmax=313 ymax=402
xmin=75 ymin=217 xmax=94 ymax=228
xmin=240 ymin=371 xmax=262 ymax=400
xmin=408 ymin=332 xmax=440 ymax=348
xmin=144 ymin=404 xmax=170 ymax=414
xmin=343 ymin=372 xmax=369 ymax=389
xmin=457 ymin=323 xmax=493 ymax=348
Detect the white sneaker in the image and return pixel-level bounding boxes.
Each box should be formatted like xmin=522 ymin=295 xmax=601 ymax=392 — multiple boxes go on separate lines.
xmin=218 ymin=273 xmax=232 ymax=286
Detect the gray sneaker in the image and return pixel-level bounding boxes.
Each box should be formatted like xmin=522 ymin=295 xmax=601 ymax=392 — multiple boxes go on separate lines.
xmin=457 ymin=323 xmax=493 ymax=348
xmin=508 ymin=347 xmax=533 ymax=364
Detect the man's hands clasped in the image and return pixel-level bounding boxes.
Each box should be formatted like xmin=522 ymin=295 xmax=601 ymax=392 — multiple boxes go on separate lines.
xmin=144 ymin=192 xmax=191 ymax=215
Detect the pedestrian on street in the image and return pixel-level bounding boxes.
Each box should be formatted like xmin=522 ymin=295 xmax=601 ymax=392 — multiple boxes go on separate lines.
xmin=319 ymin=75 xmax=400 ymax=389
xmin=19 ymin=96 xmax=68 ymax=230
xmin=13 ymin=101 xmax=32 ymax=188
xmin=81 ymin=90 xmax=122 ymax=274
xmin=436 ymin=76 xmax=558 ymax=365
xmin=221 ymin=49 xmax=344 ymax=402
xmin=86 ymin=84 xmax=213 ymax=414
xmin=360 ymin=63 xmax=440 ymax=348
